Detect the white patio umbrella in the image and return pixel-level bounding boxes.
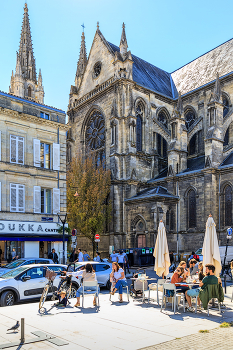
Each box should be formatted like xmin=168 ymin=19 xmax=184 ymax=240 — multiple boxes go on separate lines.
xmin=202 ymin=215 xmax=222 ymax=276
xmin=153 ymin=220 xmax=170 ymax=276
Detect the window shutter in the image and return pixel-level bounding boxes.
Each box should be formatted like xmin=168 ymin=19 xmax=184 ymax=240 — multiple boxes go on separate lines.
xmin=33 ymin=139 xmax=40 ymax=167
xmin=10 ymin=135 xmax=17 ymax=163
xmin=0 ymin=182 xmax=1 ymax=211
xmin=0 ymin=131 xmax=1 ymax=161
xmin=10 ymin=184 xmax=17 ymax=212
xmin=53 ymin=143 xmax=60 ymax=171
xmin=34 ymin=186 xmax=41 ymax=213
xmin=18 ymin=185 xmax=25 ymax=212
xmin=18 ymin=137 xmax=24 ymax=164
xmin=53 ymin=188 xmax=60 ymax=214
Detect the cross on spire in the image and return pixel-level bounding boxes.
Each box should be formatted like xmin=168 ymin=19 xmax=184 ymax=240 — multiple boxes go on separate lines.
xmin=81 ymin=23 xmax=85 ymax=33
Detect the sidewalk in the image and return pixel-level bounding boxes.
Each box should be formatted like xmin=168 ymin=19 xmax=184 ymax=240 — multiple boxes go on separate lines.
xmin=0 ymin=285 xmax=232 ymax=350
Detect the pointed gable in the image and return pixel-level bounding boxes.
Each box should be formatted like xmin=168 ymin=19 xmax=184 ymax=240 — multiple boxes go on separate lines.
xmin=77 ymin=29 xmax=116 ymax=97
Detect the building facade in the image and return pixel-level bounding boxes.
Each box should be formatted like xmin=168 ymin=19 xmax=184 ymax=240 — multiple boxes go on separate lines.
xmin=0 ymin=4 xmax=68 ymax=262
xmin=67 ymin=25 xmax=233 ymax=252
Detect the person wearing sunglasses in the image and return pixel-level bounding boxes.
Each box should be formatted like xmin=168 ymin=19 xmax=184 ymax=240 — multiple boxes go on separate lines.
xmin=171 ymin=266 xmax=189 ymax=294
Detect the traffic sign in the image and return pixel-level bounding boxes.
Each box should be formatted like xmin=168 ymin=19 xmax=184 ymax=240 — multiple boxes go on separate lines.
xmin=72 ymin=229 xmax=77 ymax=236
xmin=227 ymin=227 xmax=232 ymax=235
xmin=95 ymin=234 xmax=100 ymax=242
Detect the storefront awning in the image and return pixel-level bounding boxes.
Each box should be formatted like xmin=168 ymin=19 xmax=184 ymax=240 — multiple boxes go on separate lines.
xmin=0 ymin=235 xmax=69 ymax=242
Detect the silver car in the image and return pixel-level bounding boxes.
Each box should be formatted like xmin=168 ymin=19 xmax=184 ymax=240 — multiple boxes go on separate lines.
xmin=74 ymin=261 xmax=112 ymax=289
xmin=0 ymin=258 xmax=53 ymax=276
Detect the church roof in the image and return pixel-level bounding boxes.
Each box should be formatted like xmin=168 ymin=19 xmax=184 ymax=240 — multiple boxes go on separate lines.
xmin=124 ymin=186 xmax=179 ymax=204
xmin=108 ymin=42 xmax=178 ymax=99
xmin=220 ymin=150 xmax=233 ymax=167
xmin=171 ymin=38 xmax=233 ymax=95
xmin=182 ymin=155 xmax=205 ymax=173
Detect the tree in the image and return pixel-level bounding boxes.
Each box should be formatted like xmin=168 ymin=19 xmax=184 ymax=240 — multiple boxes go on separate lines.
xmin=67 ymin=152 xmax=111 ymax=258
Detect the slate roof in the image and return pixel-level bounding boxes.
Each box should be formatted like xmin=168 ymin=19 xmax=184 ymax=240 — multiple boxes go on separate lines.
xmin=108 ymin=42 xmax=178 ymax=99
xmin=182 ymin=155 xmax=205 ymax=173
xmin=171 ymin=38 xmax=233 ymax=95
xmin=148 ymin=168 xmax=168 ymax=182
xmin=220 ymin=150 xmax=233 ymax=167
xmin=125 ymin=186 xmax=179 ymax=203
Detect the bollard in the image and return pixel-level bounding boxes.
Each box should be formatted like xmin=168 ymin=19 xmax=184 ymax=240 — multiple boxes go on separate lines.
xmin=20 ymin=318 xmax=25 ymax=344
xmin=224 ymin=275 xmax=227 ymax=294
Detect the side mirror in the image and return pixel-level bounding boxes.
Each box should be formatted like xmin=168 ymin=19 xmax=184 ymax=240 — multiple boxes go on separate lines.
xmin=22 ymin=276 xmax=31 ymax=282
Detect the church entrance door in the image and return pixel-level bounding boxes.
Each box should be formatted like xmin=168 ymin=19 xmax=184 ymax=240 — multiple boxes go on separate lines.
xmin=137 ymin=234 xmax=146 ymax=248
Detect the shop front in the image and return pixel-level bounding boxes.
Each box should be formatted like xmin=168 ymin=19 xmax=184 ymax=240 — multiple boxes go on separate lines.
xmin=0 ymin=220 xmax=68 ymax=263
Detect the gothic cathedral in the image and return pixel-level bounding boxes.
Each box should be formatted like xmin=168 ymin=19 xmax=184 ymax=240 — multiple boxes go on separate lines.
xmin=67 ymin=23 xmax=233 ymax=252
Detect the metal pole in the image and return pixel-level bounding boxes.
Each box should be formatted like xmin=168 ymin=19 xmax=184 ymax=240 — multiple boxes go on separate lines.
xmin=63 ymin=221 xmax=65 ymax=265
xmin=20 ymin=318 xmax=25 ymax=344
xmin=176 ymin=181 xmax=179 ymax=259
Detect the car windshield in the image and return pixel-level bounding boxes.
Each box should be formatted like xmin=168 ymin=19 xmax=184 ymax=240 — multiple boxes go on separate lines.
xmin=3 ymin=259 xmax=25 ymax=269
xmin=0 ymin=266 xmax=29 ymax=279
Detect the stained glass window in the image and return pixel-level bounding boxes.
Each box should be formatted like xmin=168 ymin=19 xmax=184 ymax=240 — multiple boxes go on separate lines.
xmin=225 ymin=185 xmax=232 ymax=226
xmin=85 ymin=110 xmax=105 ymax=150
xmin=136 ymin=104 xmax=143 ymax=151
xmin=188 ymin=190 xmax=196 ymax=228
xmin=223 ymin=96 xmax=229 ymax=118
xmin=158 ymin=111 xmax=168 ymax=128
xmin=185 ymin=110 xmax=195 ymax=129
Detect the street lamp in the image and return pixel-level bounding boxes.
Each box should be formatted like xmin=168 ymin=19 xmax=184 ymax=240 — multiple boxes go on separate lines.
xmin=58 ymin=212 xmax=67 ymax=264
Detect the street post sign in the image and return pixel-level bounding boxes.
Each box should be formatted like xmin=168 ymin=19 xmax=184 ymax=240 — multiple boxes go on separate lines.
xmin=95 ymin=234 xmax=100 ymax=242
xmin=72 ymin=229 xmax=77 ymax=236
xmin=227 ymin=227 xmax=232 ymax=238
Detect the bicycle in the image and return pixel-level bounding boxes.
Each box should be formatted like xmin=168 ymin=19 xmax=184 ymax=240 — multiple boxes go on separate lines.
xmin=39 ymin=267 xmax=57 ymax=309
xmin=53 ymin=263 xmax=76 ymax=300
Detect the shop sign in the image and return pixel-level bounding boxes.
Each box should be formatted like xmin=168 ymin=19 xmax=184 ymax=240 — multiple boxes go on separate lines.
xmin=0 ymin=220 xmax=67 ymax=235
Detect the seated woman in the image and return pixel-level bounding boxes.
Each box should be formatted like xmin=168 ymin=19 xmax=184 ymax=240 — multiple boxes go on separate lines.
xmin=171 ymin=266 xmax=189 ymax=294
xmin=185 ymin=261 xmax=205 ymax=312
xmin=66 ymin=263 xmax=97 ymax=307
xmin=179 ymin=261 xmax=189 ymax=277
xmin=110 ymin=262 xmax=127 ymax=303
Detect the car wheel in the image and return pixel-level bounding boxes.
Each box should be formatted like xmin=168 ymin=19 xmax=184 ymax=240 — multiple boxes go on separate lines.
xmin=106 ymin=280 xmax=111 ymax=290
xmin=69 ymin=285 xmax=78 ymax=298
xmin=0 ymin=291 xmax=15 ymax=307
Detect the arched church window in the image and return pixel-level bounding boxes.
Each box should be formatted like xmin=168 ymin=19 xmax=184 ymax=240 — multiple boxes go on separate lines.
xmin=86 ymin=110 xmax=105 ymax=150
xmin=224 ymin=128 xmax=229 ymax=147
xmin=185 ymin=109 xmax=195 ymax=129
xmin=223 ymin=96 xmax=229 ymax=118
xmin=188 ymin=189 xmax=196 ymax=228
xmin=170 ymin=210 xmax=175 ymax=231
xmin=157 ymin=133 xmax=167 ymax=158
xmin=28 ymin=86 xmax=31 ymax=97
xmin=158 ymin=110 xmax=168 ymax=129
xmin=93 ymin=62 xmax=102 ymax=78
xmin=225 ymin=185 xmax=232 ymax=226
xmin=136 ymin=103 xmax=143 ymax=151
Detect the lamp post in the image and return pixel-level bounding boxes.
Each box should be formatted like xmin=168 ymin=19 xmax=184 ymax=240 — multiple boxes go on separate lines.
xmin=58 ymin=212 xmax=67 ymax=264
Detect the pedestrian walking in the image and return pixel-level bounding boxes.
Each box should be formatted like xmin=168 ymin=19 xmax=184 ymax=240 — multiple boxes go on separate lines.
xmin=110 ymin=250 xmax=118 ymax=263
xmin=11 ymin=248 xmax=16 ymax=261
xmin=94 ymin=252 xmax=101 ymax=262
xmin=83 ymin=250 xmax=90 ymax=261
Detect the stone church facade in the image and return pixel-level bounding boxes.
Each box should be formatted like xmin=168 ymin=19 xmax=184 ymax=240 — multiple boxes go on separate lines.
xmin=67 ymin=23 xmax=233 ymax=252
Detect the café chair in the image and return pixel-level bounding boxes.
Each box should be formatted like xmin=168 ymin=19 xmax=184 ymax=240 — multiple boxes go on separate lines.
xmin=160 ymin=283 xmax=185 ymax=314
xmin=148 ymin=279 xmax=166 ymax=305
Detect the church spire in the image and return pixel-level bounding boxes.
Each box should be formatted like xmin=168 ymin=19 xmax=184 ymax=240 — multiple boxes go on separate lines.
xmin=18 ymin=2 xmax=37 ymax=82
xmin=75 ymin=31 xmax=87 ymax=89
xmin=119 ymin=23 xmax=128 ymax=56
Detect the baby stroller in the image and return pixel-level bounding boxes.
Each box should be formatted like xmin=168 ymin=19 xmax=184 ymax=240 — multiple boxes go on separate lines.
xmin=130 ymin=268 xmax=148 ymax=298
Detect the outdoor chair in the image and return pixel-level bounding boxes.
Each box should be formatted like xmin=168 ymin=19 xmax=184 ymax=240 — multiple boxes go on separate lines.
xmin=160 ymin=283 xmax=185 ymax=314
xmin=109 ymin=284 xmax=129 ymax=302
xmin=165 ymin=273 xmax=173 ymax=280
xmin=148 ymin=279 xmax=166 ymax=305
xmin=81 ymin=281 xmax=99 ymax=308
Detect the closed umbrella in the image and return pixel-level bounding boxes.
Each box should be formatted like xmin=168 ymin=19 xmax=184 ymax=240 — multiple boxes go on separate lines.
xmin=202 ymin=215 xmax=222 ymax=276
xmin=153 ymin=220 xmax=170 ymax=277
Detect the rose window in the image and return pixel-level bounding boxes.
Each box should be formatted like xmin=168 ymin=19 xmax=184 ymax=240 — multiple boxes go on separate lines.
xmin=93 ymin=62 xmax=101 ymax=78
xmin=85 ymin=110 xmax=105 ymax=150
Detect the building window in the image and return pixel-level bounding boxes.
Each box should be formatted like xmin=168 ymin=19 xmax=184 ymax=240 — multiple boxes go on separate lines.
xmin=157 ymin=133 xmax=167 ymax=158
xmin=188 ymin=130 xmax=204 ymax=156
xmin=93 ymin=62 xmax=102 ymax=78
xmin=224 ymin=128 xmax=229 ymax=147
xmin=185 ymin=109 xmax=195 ymax=129
xmin=188 ymin=189 xmax=196 ymax=228
xmin=223 ymin=96 xmax=229 ymax=118
xmin=111 ymin=122 xmax=117 ymax=145
xmin=40 ymin=112 xmax=50 ymax=120
xmin=10 ymin=183 xmax=25 ymax=212
xmin=41 ymin=189 xmax=51 ymax=214
xmin=225 ymin=185 xmax=232 ymax=226
xmin=85 ymin=109 xmax=105 ymax=165
xmin=158 ymin=110 xmax=168 ymax=128
xmin=10 ymin=135 xmax=24 ymax=165
xmin=28 ymin=86 xmax=31 ymax=97
xmin=136 ymin=103 xmax=143 ymax=152
xmin=171 ymin=123 xmax=177 ymax=139
xmin=40 ymin=143 xmax=51 ymax=169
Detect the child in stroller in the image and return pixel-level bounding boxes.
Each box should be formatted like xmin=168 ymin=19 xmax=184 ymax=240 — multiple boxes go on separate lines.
xmin=130 ymin=268 xmax=148 ymax=298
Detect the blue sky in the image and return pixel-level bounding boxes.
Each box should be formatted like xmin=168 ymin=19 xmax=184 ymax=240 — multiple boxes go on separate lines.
xmin=1 ymin=0 xmax=233 ymax=113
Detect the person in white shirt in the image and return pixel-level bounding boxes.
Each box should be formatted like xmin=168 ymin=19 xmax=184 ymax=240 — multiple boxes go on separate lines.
xmin=65 ymin=263 xmax=97 ymax=307
xmin=117 ymin=251 xmax=125 ymax=268
xmin=110 ymin=262 xmax=127 ymax=303
xmin=110 ymin=250 xmax=118 ymax=262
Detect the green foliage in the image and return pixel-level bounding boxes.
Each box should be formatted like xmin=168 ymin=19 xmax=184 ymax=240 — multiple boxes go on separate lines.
xmin=199 ymin=330 xmax=209 ymax=333
xmin=67 ymin=152 xmax=112 ymax=244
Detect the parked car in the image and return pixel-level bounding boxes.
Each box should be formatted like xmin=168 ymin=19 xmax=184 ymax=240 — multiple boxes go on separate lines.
xmin=74 ymin=261 xmax=112 ymax=289
xmin=0 ymin=258 xmax=53 ymax=276
xmin=0 ymin=263 xmax=80 ymax=307
xmin=193 ymin=246 xmax=233 ymax=264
